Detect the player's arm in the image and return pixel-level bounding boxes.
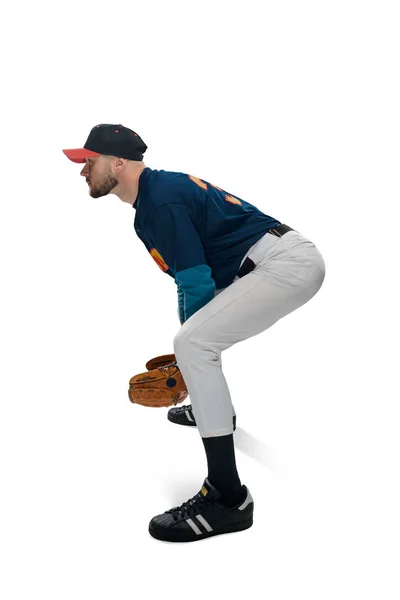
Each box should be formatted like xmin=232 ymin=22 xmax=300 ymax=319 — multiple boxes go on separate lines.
xmin=145 ymin=204 xmax=216 ymax=324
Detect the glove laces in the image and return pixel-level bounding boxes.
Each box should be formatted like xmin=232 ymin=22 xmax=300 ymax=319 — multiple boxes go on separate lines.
xmin=158 ymin=361 xmax=177 ymax=373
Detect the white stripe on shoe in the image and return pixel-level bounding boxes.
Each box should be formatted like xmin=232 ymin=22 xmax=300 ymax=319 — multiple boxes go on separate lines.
xmin=238 ymin=490 xmax=253 ymax=511
xmin=185 ymin=409 xmax=194 ymax=423
xmin=196 ymin=514 xmax=213 ymax=532
xmin=186 ymin=518 xmax=202 ymax=535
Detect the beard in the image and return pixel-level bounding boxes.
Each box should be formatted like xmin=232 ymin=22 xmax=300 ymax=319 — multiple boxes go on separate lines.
xmin=89 ymin=168 xmax=119 ymax=198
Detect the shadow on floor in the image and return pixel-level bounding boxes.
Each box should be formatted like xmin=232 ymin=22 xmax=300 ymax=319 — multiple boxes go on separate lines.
xmin=234 ymin=427 xmax=271 ymax=467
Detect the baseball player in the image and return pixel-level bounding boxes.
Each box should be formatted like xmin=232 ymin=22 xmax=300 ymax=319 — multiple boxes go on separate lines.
xmin=63 ymin=123 xmax=326 ymax=543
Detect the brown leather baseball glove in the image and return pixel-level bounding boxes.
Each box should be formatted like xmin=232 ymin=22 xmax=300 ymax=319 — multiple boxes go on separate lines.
xmin=128 ymin=353 xmax=188 ymax=408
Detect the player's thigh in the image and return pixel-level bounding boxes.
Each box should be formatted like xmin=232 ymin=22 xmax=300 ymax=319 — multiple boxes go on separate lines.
xmin=177 ymin=251 xmax=324 ymax=350
xmin=175 ymin=273 xmax=290 ymax=350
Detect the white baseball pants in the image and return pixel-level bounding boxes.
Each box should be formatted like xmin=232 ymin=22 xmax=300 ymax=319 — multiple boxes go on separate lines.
xmin=173 ymin=229 xmax=326 ymax=438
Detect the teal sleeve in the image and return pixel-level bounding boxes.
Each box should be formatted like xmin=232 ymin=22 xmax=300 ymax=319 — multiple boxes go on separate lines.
xmin=175 ymin=265 xmax=216 ymax=323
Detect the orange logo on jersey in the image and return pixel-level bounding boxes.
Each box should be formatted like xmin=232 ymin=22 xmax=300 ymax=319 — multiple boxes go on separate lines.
xmin=188 ymin=175 xmax=242 ymax=206
xmin=225 ymin=194 xmax=242 ymax=206
xmin=188 ymin=174 xmax=208 ymax=190
xmin=150 ymin=248 xmax=169 ymax=272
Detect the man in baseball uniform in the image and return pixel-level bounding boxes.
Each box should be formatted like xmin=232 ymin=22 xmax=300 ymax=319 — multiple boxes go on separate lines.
xmin=63 ymin=123 xmax=326 ymax=543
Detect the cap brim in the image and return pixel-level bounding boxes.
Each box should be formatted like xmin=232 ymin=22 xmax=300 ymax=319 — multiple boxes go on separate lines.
xmin=62 ymin=148 xmax=101 ymax=163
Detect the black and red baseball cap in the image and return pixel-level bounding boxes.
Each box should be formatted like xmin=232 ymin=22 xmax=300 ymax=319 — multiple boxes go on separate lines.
xmin=63 ymin=124 xmax=148 ymax=163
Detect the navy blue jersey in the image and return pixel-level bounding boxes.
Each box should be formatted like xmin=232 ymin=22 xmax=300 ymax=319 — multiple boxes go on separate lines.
xmin=133 ymin=167 xmax=281 ymax=324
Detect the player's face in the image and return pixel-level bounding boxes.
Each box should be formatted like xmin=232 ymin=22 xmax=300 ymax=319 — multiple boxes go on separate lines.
xmin=80 ymin=156 xmax=119 ymax=198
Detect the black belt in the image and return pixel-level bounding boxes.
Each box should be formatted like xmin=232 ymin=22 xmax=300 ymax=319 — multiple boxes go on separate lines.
xmin=236 ymin=224 xmax=294 ymax=279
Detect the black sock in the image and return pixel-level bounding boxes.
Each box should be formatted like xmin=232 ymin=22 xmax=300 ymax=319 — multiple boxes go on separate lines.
xmin=202 ymin=434 xmax=245 ymax=506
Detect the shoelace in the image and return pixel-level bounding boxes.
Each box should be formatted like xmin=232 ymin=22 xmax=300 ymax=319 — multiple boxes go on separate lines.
xmin=174 ymin=404 xmax=191 ymax=413
xmin=168 ymin=491 xmax=208 ymax=520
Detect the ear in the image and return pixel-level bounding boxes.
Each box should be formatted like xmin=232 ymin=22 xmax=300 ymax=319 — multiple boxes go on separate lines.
xmin=114 ymin=157 xmax=127 ymax=172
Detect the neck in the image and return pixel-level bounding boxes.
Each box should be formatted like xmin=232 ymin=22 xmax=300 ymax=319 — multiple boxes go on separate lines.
xmin=116 ymin=165 xmax=147 ymax=205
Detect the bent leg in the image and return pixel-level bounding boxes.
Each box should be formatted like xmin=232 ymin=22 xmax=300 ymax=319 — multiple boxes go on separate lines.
xmin=174 ymin=239 xmax=325 ymax=438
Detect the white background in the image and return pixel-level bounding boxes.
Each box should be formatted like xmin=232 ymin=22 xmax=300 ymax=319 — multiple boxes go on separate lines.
xmin=1 ymin=1 xmax=399 ymax=598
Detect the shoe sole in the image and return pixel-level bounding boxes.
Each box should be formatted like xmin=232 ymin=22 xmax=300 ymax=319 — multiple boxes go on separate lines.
xmin=167 ymin=412 xmax=237 ymax=431
xmin=149 ymin=517 xmax=253 ymax=543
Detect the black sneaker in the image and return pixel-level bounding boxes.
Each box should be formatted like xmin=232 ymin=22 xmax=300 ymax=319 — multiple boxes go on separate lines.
xmin=168 ymin=404 xmax=237 ymax=431
xmin=148 ymin=478 xmax=253 ymax=543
